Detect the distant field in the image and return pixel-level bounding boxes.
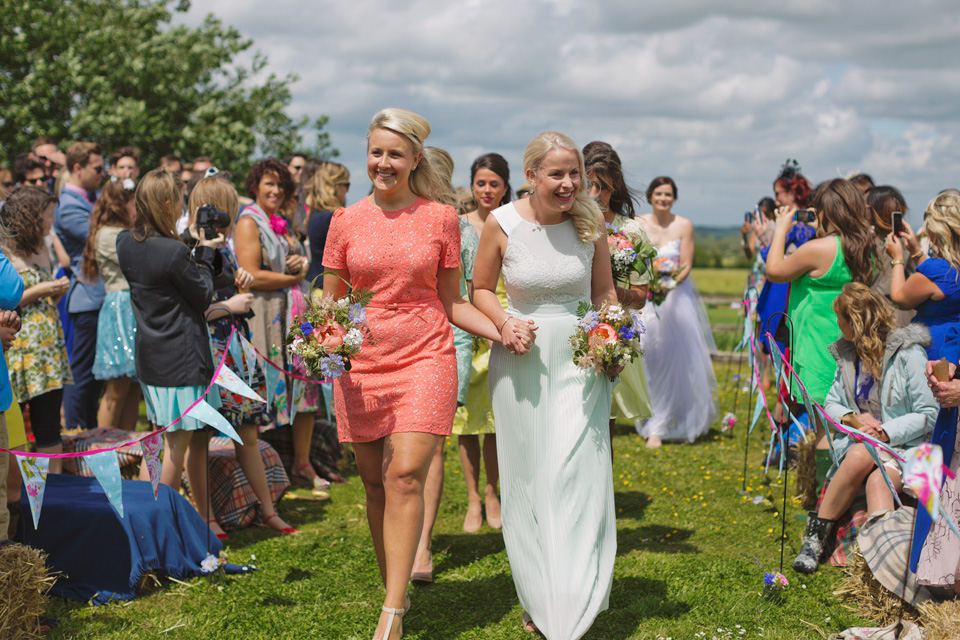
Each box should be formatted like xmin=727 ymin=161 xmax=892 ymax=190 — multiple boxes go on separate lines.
xmin=691 ymin=268 xmax=749 ymax=297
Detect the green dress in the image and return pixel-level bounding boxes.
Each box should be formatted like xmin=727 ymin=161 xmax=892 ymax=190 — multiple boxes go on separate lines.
xmin=786 ymin=235 xmax=851 ymax=404
xmin=610 ymin=213 xmax=654 ymax=424
xmin=453 ymin=217 xmax=479 ymax=405
xmin=8 ymin=264 xmax=73 ymax=401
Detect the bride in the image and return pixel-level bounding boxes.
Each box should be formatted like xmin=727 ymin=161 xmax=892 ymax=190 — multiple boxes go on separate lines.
xmin=473 ymin=131 xmax=618 ymax=639
xmin=637 ymin=176 xmax=717 ymax=447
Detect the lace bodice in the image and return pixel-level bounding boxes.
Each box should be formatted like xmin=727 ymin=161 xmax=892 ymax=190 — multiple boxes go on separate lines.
xmin=493 ymin=203 xmax=594 ymax=307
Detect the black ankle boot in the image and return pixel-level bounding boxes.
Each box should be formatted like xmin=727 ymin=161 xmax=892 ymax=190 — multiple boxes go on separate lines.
xmin=792 ymin=511 xmax=835 ymax=574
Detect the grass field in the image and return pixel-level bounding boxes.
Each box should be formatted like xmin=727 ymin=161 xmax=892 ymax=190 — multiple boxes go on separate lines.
xmin=43 ymin=268 xmax=872 ymax=639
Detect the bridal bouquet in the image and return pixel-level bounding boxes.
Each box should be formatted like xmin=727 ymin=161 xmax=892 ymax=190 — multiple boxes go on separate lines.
xmin=570 ymin=301 xmax=645 ymax=379
xmin=647 ymin=255 xmax=682 ymax=306
xmin=288 ymin=277 xmax=373 ymax=380
xmin=606 ymin=222 xmax=656 ymax=285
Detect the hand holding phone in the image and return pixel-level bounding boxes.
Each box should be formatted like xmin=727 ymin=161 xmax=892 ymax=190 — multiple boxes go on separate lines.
xmin=892 ymin=211 xmax=903 ymax=236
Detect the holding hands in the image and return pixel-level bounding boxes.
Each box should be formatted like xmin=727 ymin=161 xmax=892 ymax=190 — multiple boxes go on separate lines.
xmin=500 ymin=316 xmax=538 ymax=355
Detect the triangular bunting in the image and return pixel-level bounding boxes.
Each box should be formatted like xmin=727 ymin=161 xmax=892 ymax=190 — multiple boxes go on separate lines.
xmin=17 ymin=456 xmax=49 ymax=528
xmin=215 ymin=364 xmax=266 ymax=404
xmin=263 ymin=359 xmax=280 ymax=408
xmin=226 ymin=330 xmax=247 ymax=383
xmin=185 ymin=399 xmax=243 ymax=443
xmin=141 ymin=432 xmax=164 ymax=499
xmin=238 ymin=334 xmax=258 ymax=386
xmin=288 ymin=378 xmax=302 ymax=424
xmin=88 ymin=451 xmax=124 ymax=518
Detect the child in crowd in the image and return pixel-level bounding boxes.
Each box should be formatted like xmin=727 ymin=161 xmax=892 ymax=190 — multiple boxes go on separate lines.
xmin=117 ymin=169 xmax=234 ymax=538
xmin=0 ymin=187 xmax=73 ymax=473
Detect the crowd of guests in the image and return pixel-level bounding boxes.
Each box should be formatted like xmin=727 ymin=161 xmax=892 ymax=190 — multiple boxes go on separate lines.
xmin=742 ymin=164 xmax=960 ymax=599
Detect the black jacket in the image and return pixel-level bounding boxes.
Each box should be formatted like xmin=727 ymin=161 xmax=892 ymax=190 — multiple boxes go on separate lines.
xmin=117 ymin=229 xmax=234 ymax=386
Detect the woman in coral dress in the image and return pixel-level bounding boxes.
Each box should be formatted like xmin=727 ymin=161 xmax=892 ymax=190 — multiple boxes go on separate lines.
xmin=321 ymin=108 xmax=513 ymax=640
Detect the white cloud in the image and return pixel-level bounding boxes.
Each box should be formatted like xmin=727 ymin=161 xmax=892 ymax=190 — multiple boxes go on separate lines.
xmin=176 ymin=0 xmax=960 ymax=226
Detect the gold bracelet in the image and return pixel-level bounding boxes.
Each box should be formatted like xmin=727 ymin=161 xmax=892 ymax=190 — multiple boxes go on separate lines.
xmin=891 ymin=259 xmax=904 ymax=266
xmin=911 ymin=251 xmax=924 ymax=261
xmin=497 ymin=316 xmax=511 ymax=333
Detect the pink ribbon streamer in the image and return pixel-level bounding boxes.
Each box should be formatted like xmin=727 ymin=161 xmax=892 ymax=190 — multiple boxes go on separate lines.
xmin=241 ymin=333 xmax=331 ymax=384
xmin=0 ymin=327 xmax=238 ymax=459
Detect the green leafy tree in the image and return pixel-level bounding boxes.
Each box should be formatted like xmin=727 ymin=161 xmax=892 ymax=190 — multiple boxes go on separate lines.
xmin=0 ymin=0 xmax=336 ymax=176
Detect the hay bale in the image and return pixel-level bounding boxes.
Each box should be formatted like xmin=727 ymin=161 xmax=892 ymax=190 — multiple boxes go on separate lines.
xmin=0 ymin=543 xmax=55 ymax=639
xmin=796 ymin=434 xmax=818 ymax=510
xmin=919 ymin=597 xmax=960 ymax=640
xmin=833 ymin=548 xmax=921 ymax=626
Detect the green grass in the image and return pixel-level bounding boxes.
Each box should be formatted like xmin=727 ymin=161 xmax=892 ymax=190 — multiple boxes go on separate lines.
xmin=43 ymin=360 xmax=869 ymax=639
xmin=692 ymin=268 xmax=750 ymax=298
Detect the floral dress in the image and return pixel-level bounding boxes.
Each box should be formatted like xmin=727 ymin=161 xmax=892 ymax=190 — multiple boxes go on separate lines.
xmin=8 ymin=264 xmax=73 ymax=401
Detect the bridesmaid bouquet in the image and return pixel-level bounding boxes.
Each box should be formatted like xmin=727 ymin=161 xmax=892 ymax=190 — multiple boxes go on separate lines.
xmin=605 ymin=222 xmax=656 ymax=285
xmin=647 ymin=256 xmax=682 ymax=306
xmin=570 ymin=301 xmax=645 ymax=379
xmin=288 ymin=277 xmax=374 ymax=380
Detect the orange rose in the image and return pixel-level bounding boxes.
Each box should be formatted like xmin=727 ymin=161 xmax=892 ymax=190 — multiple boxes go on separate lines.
xmin=588 ymin=323 xmax=618 ymax=345
xmin=312 ymin=323 xmax=346 ymax=349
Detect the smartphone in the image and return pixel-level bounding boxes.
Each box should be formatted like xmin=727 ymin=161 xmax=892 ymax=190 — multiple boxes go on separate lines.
xmin=744 ymin=211 xmax=753 ymax=223
xmin=793 ymin=209 xmax=815 ymax=224
xmin=892 ymin=211 xmax=903 ymax=236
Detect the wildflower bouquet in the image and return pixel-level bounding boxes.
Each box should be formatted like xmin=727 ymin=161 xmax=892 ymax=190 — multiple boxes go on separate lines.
xmin=647 ymin=255 xmax=682 ymax=306
xmin=287 ymin=276 xmax=374 ymax=380
xmin=721 ymin=412 xmax=737 ymax=433
xmin=762 ymin=571 xmax=789 ymax=600
xmin=570 ymin=301 xmax=645 ymax=379
xmin=606 ymin=222 xmax=656 ymax=285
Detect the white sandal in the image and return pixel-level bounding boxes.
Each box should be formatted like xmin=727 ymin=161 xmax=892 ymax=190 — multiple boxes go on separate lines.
xmin=374 ymin=605 xmax=406 ymax=640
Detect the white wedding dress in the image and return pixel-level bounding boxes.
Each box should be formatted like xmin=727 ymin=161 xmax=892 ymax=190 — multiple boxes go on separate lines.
xmin=637 ymin=239 xmax=718 ymax=442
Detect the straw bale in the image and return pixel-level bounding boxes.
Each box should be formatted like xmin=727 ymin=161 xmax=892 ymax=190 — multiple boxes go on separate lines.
xmin=0 ymin=543 xmax=55 ymax=639
xmin=796 ymin=434 xmax=818 ymax=510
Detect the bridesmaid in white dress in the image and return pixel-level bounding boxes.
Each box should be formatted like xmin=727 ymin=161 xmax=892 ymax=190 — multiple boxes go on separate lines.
xmin=473 ymin=131 xmax=619 ymax=639
xmin=638 ymin=176 xmax=718 ymax=447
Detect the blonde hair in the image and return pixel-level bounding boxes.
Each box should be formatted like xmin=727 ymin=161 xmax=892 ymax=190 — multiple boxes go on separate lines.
xmin=188 ymin=177 xmax=240 ymax=231
xmin=422 ymin=147 xmax=459 ymax=210
xmin=522 ymin=131 xmax=603 ymax=243
xmin=833 ymin=282 xmax=895 ymax=381
xmin=367 ymin=108 xmax=456 ymax=205
xmin=133 ymin=168 xmax=182 ymax=241
xmin=922 ymin=190 xmax=960 ymax=273
xmin=304 ymin=161 xmax=350 ymax=212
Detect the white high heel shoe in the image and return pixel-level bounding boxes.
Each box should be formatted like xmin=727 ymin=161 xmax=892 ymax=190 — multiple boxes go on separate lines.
xmin=374 ymin=604 xmax=406 ymax=640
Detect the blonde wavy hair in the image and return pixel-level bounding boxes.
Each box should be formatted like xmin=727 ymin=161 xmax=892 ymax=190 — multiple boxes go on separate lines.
xmin=833 ymin=282 xmax=895 ymax=381
xmin=922 ymin=190 xmax=960 ymax=273
xmin=133 ymin=168 xmax=181 ymax=241
xmin=422 ymin=147 xmax=460 ymax=210
xmin=304 ymin=161 xmax=350 ymax=212
xmin=522 ymin=131 xmax=603 ymax=243
xmin=367 ymin=108 xmax=456 ymax=206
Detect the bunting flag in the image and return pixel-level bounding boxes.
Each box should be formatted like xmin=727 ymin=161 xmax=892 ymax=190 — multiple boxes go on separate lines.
xmin=88 ymin=451 xmax=124 ymax=517
xmin=263 ymin=355 xmax=280 ymax=407
xmin=288 ymin=378 xmax=302 ymax=424
xmin=227 ymin=329 xmax=249 ymax=383
xmin=141 ymin=432 xmax=164 ymax=498
xmin=901 ymin=443 xmax=960 ymax=540
xmin=185 ymin=399 xmax=243 ymax=443
xmin=18 ymin=456 xmax=49 ymax=528
xmin=215 ymin=364 xmax=266 ymax=404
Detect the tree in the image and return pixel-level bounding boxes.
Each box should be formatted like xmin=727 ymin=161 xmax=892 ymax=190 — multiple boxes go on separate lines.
xmin=0 ymin=0 xmax=337 ymax=176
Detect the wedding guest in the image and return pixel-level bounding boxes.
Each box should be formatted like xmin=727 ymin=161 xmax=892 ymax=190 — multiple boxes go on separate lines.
xmin=766 ymin=178 xmax=877 ymax=448
xmin=0 ymin=256 xmax=23 ymax=541
xmin=108 ymin=147 xmax=140 ymax=180
xmin=82 ymin=178 xmax=141 ymax=430
xmin=849 ymin=173 xmax=875 ymax=195
xmin=322 ymin=108 xmax=504 ymax=640
xmin=793 ymin=283 xmax=936 ymax=574
xmin=159 ymin=155 xmax=182 ymax=174
xmin=235 ymin=159 xmax=321 ymax=488
xmin=188 ymin=177 xmax=297 ymax=536
xmin=304 ymin=161 xmax=350 ymax=284
xmin=117 ymin=169 xmax=233 ymax=539
xmin=12 ymin=155 xmax=47 ymax=188
xmin=454 ymin=153 xmax=511 ymax=533
xmin=886 ymin=190 xmax=960 ymax=358
xmin=1 ymin=187 xmax=73 ymax=473
xmin=54 ymin=141 xmax=105 ymax=429
xmin=867 ymin=185 xmax=917 ymax=326
xmin=0 ymin=168 xmax=12 ymax=199
xmin=473 ymin=130 xmax=616 ymax=638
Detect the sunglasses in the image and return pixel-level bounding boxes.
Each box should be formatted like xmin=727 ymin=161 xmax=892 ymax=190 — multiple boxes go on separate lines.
xmin=92 ymin=165 xmax=104 ymax=174
xmin=24 ymin=177 xmax=46 ymax=186
xmin=1 ymin=181 xmax=13 ymax=189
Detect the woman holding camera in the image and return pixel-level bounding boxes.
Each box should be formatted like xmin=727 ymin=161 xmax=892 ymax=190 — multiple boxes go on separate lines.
xmin=885 ymin=190 xmax=960 ymax=359
xmin=235 ymin=159 xmax=322 ymax=489
xmin=766 ymin=178 xmax=877 ymax=431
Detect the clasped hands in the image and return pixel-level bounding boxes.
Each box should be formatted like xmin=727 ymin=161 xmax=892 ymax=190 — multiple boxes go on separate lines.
xmin=926 ymin=359 xmax=960 ymax=407
xmin=843 ymin=413 xmax=888 ymax=442
xmin=499 ymin=317 xmax=538 ymax=355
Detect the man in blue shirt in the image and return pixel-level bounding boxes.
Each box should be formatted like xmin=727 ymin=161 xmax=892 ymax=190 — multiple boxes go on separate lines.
xmin=55 ymin=141 xmax=105 ymax=429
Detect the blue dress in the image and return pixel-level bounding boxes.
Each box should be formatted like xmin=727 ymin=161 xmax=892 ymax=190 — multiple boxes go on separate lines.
xmin=756 ymin=224 xmax=815 ymax=352
xmin=913 ymin=258 xmax=960 ymax=359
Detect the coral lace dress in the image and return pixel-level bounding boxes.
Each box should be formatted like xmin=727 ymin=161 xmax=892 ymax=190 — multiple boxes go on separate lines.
xmin=322 ymin=197 xmax=461 ymax=443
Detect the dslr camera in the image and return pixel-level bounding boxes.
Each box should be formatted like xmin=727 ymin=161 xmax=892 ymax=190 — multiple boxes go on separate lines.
xmin=196 ymin=204 xmax=231 ymax=238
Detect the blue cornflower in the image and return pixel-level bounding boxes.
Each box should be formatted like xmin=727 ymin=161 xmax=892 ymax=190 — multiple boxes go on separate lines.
xmin=320 ymin=354 xmax=345 ymax=379
xmin=763 ymin=572 xmax=775 ymax=586
xmin=348 ymin=302 xmax=366 ymax=324
xmin=618 ymin=326 xmax=635 ymax=341
xmin=300 ymin=321 xmax=314 ymax=335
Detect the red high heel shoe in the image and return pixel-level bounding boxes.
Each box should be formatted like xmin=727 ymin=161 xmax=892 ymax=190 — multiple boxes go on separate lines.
xmin=261 ymin=513 xmax=299 ymax=535
xmin=208 ymin=519 xmax=229 ymax=542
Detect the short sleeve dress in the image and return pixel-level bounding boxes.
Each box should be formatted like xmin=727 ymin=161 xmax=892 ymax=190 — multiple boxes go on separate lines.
xmin=322 ymin=197 xmax=461 ymax=443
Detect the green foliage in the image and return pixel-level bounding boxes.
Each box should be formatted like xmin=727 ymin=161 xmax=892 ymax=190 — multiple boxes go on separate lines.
xmin=694 ymin=226 xmax=753 ymax=268
xmin=0 ymin=0 xmax=336 ymax=174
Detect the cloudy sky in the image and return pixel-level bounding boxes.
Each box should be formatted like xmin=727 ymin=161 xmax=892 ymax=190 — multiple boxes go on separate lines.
xmin=180 ymin=1 xmax=960 ymax=227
